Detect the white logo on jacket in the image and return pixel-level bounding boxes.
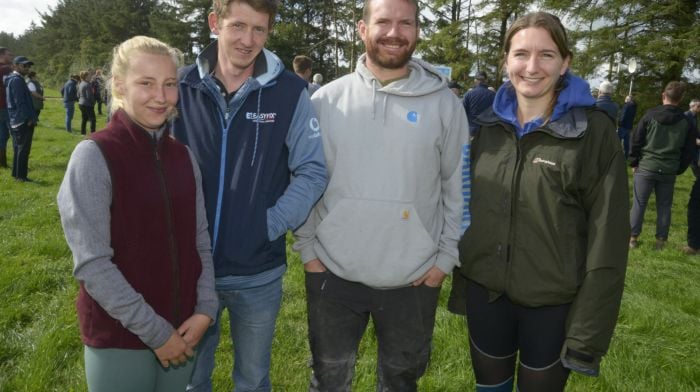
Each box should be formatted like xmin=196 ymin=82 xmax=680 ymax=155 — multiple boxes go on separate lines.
xmin=532 ymin=157 xmax=557 ymax=166
xmin=246 ymin=112 xmax=277 ymax=123
xmin=308 ymin=117 xmax=321 ymax=139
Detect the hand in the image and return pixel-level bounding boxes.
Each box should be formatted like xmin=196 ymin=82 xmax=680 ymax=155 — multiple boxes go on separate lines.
xmin=412 ymin=266 xmax=447 ymax=288
xmin=153 ymin=330 xmax=193 ymax=368
xmin=304 ymin=258 xmax=327 ymax=273
xmin=177 ymin=314 xmax=212 ymax=349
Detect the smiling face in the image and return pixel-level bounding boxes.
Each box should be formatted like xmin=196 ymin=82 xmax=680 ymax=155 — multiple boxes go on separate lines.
xmin=209 ymin=1 xmax=270 ymax=78
xmin=358 ymin=0 xmax=419 ymax=81
xmin=114 ymin=52 xmax=178 ymax=132
xmin=505 ymin=27 xmax=570 ymax=110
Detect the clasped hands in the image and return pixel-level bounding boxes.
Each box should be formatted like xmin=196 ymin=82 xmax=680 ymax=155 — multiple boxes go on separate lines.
xmin=154 ymin=313 xmax=211 ymax=368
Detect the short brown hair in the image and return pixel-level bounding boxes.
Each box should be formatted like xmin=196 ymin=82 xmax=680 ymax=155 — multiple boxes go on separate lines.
xmin=292 ymin=55 xmax=313 ymax=74
xmin=362 ymin=0 xmax=419 ymax=24
xmin=663 ymin=81 xmax=686 ymax=104
xmin=212 ymin=0 xmax=279 ymax=28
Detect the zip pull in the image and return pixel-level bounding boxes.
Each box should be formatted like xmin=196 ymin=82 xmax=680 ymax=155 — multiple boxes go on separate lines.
xmin=151 ymin=132 xmax=160 ymax=161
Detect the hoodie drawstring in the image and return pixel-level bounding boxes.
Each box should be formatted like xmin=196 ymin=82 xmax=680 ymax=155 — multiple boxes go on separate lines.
xmin=250 ymin=89 xmax=262 ymax=167
xmin=371 ymin=79 xmax=377 ymax=120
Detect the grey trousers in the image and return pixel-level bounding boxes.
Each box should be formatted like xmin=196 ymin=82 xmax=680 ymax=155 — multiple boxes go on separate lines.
xmin=630 ymin=169 xmax=677 ymax=240
xmin=305 ymin=270 xmax=440 ymax=392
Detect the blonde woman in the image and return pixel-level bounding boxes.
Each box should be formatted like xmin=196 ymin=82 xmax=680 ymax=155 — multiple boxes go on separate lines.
xmin=57 ymin=36 xmax=217 ymax=392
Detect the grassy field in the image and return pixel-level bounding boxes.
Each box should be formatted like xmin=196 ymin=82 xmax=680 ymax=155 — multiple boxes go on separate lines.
xmin=0 ymin=93 xmax=699 ymax=391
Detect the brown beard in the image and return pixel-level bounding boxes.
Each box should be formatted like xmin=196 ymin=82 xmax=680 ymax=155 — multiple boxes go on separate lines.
xmin=365 ymin=37 xmax=416 ymax=70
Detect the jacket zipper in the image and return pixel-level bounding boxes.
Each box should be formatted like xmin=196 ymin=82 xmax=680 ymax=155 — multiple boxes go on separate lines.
xmin=151 ymin=135 xmax=181 ymax=325
xmin=504 ymin=129 xmax=522 ymax=294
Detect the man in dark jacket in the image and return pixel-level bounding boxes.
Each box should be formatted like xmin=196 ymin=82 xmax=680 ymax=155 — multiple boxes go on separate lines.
xmin=629 ymin=81 xmax=696 ymax=250
xmin=617 ymin=95 xmax=637 ymax=158
xmin=5 ymin=56 xmax=37 ymax=182
xmin=595 ymin=80 xmax=619 ymax=120
xmin=683 ymin=98 xmax=700 ymax=254
xmin=462 ymin=71 xmax=495 ymax=134
xmin=0 ymin=47 xmax=13 ymax=168
xmin=171 ymin=1 xmax=327 ymax=391
xmin=61 ymin=74 xmax=79 ymax=132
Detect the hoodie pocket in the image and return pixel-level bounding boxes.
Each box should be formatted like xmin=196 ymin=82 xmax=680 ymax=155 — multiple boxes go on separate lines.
xmin=316 ymin=198 xmax=438 ymax=285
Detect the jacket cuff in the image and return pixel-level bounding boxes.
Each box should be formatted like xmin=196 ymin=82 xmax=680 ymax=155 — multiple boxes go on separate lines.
xmin=299 ymin=242 xmax=319 ymax=264
xmin=194 ymin=303 xmax=219 ymax=324
xmin=145 ymin=318 xmax=176 ymax=350
xmin=560 ymin=343 xmax=600 ymax=377
xmin=435 ymin=252 xmax=459 ymax=275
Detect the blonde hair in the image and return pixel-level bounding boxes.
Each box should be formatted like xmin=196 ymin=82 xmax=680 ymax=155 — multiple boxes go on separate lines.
xmin=108 ymin=36 xmax=183 ymax=117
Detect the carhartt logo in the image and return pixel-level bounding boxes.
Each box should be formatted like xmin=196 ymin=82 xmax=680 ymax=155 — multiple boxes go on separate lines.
xmin=532 ymin=157 xmax=556 ymax=166
xmin=246 ymin=112 xmax=277 ymax=123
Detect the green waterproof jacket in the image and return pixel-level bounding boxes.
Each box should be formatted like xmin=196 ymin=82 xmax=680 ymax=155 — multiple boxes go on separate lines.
xmin=449 ymin=106 xmax=629 ymax=376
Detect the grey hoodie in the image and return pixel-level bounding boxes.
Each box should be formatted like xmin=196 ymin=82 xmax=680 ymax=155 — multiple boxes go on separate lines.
xmin=294 ymin=54 xmax=470 ymax=289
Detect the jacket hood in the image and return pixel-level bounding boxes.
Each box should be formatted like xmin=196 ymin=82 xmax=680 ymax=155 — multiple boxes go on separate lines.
xmin=193 ymin=40 xmax=284 ymax=88
xmin=355 ymin=53 xmax=447 ymax=97
xmin=651 ymin=105 xmax=687 ymax=125
xmin=490 ymin=72 xmax=595 ymax=137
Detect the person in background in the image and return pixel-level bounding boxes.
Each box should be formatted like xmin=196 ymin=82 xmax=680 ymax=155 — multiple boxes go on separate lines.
xmin=682 ymin=98 xmax=700 ymax=255
xmin=629 ymin=82 xmax=696 ymax=250
xmin=450 ymin=12 xmax=629 ymax=391
xmin=61 ymin=74 xmax=80 ymax=132
xmin=448 ymin=80 xmax=462 ymax=97
xmin=26 ymin=71 xmax=45 ymax=121
xmin=0 ymin=47 xmax=13 ymax=168
xmin=463 ymin=71 xmax=496 ymax=134
xmin=5 ymin=56 xmax=37 ymax=182
xmin=78 ymin=70 xmax=97 ymax=135
xmin=617 ymin=94 xmax=637 ymax=158
xmin=294 ymin=0 xmax=469 ymax=390
xmin=595 ymin=80 xmax=619 ymax=120
xmin=171 ymin=1 xmax=327 ymax=391
xmin=93 ymin=68 xmax=106 ymax=115
xmin=311 ymin=72 xmax=323 ymax=92
xmin=57 ymin=35 xmax=218 ymax=392
xmin=293 ymin=54 xmax=319 ymax=95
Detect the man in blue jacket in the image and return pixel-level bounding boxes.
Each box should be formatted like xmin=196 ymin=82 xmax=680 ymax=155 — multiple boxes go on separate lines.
xmin=61 ymin=74 xmax=79 ymax=132
xmin=462 ymin=71 xmax=495 ymax=134
xmin=172 ymin=1 xmax=327 ymax=391
xmin=5 ymin=56 xmax=37 ymax=182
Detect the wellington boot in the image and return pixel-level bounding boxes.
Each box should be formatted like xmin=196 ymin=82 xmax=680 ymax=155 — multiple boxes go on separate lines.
xmin=0 ymin=149 xmax=7 ymax=168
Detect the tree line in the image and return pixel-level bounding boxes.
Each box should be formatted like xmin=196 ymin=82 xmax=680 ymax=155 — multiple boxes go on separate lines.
xmin=1 ymin=0 xmax=698 ymax=114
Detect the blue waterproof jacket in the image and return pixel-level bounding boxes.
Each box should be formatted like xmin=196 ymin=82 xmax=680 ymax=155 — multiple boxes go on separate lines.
xmin=172 ymin=42 xmax=327 ymax=278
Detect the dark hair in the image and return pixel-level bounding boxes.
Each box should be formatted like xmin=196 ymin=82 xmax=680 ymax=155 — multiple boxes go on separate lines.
xmin=363 ymin=0 xmax=419 ymax=24
xmin=212 ymin=0 xmax=278 ymax=28
xmin=293 ymin=55 xmax=313 ymax=73
xmin=663 ymin=81 xmax=686 ymax=104
xmin=0 ymin=47 xmax=10 ymax=56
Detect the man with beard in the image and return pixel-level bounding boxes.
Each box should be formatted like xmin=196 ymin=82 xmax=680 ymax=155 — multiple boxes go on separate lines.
xmin=293 ymin=0 xmax=469 ymax=390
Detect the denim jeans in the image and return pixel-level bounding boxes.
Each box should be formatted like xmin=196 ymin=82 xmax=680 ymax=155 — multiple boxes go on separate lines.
xmin=187 ymin=276 xmax=283 ymax=392
xmin=630 ymin=169 xmax=677 ymax=240
xmin=0 ymin=108 xmax=9 ymax=150
xmin=305 ymin=271 xmax=440 ymax=392
xmin=64 ymin=101 xmax=75 ymax=132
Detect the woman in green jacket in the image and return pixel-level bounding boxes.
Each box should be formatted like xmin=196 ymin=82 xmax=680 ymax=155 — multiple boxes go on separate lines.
xmin=450 ymin=12 xmax=629 ymax=392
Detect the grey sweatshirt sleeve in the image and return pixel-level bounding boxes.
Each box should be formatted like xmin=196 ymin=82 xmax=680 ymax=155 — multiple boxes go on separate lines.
xmin=187 ymin=147 xmax=218 ymax=321
xmin=266 ymin=87 xmax=328 ymax=241
xmin=57 ymin=140 xmax=174 ymax=350
xmin=435 ymin=95 xmax=471 ymax=274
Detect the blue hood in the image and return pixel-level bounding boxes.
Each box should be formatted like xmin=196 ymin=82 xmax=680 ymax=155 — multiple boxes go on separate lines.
xmin=493 ymin=72 xmax=595 ymax=137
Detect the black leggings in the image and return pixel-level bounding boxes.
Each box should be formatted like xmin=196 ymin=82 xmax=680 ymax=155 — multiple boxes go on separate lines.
xmin=79 ymin=105 xmax=96 ymax=135
xmin=465 ymin=280 xmax=571 ymax=392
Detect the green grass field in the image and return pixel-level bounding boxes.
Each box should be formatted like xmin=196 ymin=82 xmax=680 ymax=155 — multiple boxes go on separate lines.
xmin=0 ymin=93 xmax=698 ymax=391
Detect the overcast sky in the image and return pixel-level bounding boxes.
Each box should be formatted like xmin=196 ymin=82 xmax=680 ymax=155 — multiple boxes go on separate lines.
xmin=1 ymin=0 xmax=59 ymax=37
